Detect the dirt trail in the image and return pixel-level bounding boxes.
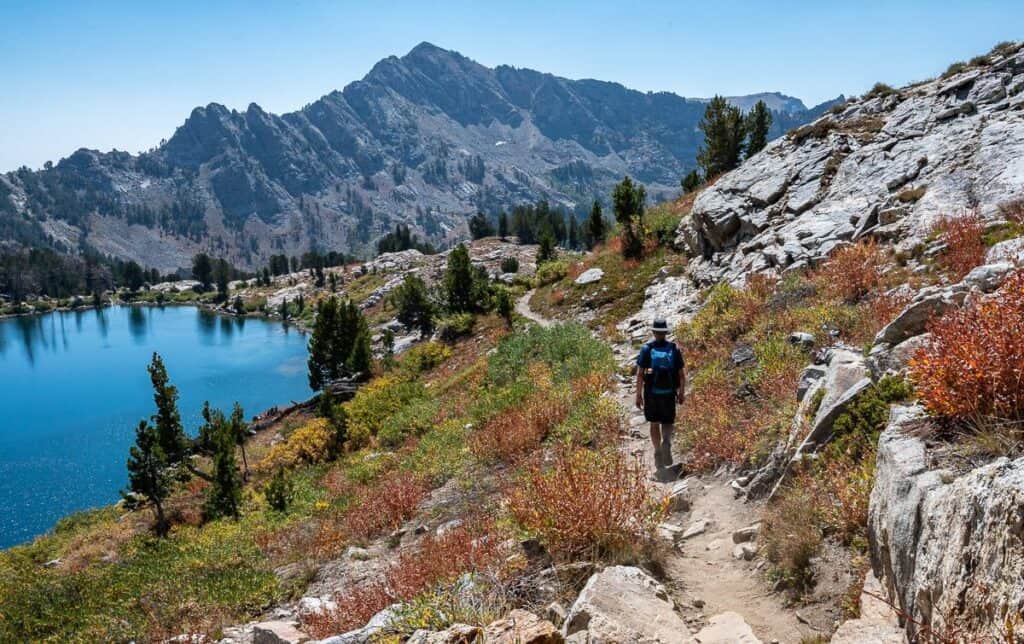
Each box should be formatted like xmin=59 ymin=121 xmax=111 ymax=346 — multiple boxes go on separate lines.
xmin=519 ymin=290 xmax=818 ymax=643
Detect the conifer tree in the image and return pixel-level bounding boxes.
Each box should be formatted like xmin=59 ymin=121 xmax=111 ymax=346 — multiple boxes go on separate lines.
xmin=229 ymin=402 xmax=249 ymax=481
xmin=347 ymin=316 xmax=373 ymax=376
xmin=568 ymin=217 xmax=580 ymax=250
xmin=392 ymin=274 xmax=434 ymax=337
xmin=307 ymin=297 xmax=338 ymax=390
xmin=444 ymin=243 xmax=475 ymax=313
xmin=696 ymin=96 xmax=745 ymax=178
xmin=587 ymin=200 xmax=606 ymax=248
xmin=123 ymin=420 xmax=173 ymax=536
xmin=498 ymin=212 xmax=509 ymax=239
xmin=147 ymin=353 xmax=188 ymax=464
xmin=204 ymin=416 xmax=242 ymax=520
xmin=744 ymin=100 xmax=772 ymax=157
xmin=537 ymin=231 xmax=557 ymax=263
xmin=612 ymin=176 xmax=646 ymax=259
xmin=192 ymin=253 xmax=213 ymax=291
xmin=681 ymin=170 xmax=703 ymax=194
xmin=214 ymin=258 xmax=230 ymax=302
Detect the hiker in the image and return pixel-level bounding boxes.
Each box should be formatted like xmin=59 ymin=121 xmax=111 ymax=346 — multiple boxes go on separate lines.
xmin=635 ymin=318 xmax=685 ymax=480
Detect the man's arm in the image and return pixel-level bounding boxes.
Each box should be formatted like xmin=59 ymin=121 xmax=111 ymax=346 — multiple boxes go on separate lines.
xmin=676 ymin=364 xmax=686 ymax=404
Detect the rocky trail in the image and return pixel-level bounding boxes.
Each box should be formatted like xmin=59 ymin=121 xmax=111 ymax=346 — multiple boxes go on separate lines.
xmin=518 ymin=291 xmax=820 ymax=643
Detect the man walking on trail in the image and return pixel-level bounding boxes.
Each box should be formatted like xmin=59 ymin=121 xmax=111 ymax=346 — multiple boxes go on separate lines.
xmin=635 ymin=318 xmax=685 ymax=481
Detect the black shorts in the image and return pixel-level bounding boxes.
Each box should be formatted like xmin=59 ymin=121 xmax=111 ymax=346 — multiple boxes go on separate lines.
xmin=643 ymin=393 xmax=677 ymax=424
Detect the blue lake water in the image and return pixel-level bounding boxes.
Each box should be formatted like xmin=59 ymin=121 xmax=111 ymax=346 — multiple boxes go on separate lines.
xmin=0 ymin=305 xmax=311 ymax=549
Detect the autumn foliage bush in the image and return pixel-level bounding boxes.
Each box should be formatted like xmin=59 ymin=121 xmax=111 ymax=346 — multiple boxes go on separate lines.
xmin=314 ymin=471 xmax=430 ymax=554
xmin=910 ymin=270 xmax=1024 ymax=421
xmin=813 ymin=239 xmax=889 ymax=303
xmin=469 ymin=383 xmax=571 ymax=463
xmin=931 ymin=210 xmax=986 ymax=280
xmin=303 ymin=521 xmax=504 ymax=638
xmin=507 ymin=447 xmax=663 ymax=561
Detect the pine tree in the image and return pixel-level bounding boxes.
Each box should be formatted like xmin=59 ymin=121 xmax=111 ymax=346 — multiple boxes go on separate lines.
xmin=264 ymin=467 xmax=292 ymax=512
xmin=123 ymin=420 xmax=173 ymax=536
xmin=498 ymin=212 xmax=509 ymax=239
xmin=347 ymin=316 xmax=373 ymax=376
xmin=568 ymin=217 xmax=580 ymax=250
xmin=681 ymin=170 xmax=703 ymax=194
xmin=696 ymin=96 xmax=745 ymax=178
xmin=214 ymin=258 xmax=230 ymax=302
xmin=537 ymin=231 xmax=557 ymax=263
xmin=612 ymin=176 xmax=646 ymax=259
xmin=444 ymin=243 xmax=475 ymax=313
xmin=192 ymin=253 xmax=213 ymax=291
xmin=307 ymin=297 xmax=338 ymax=390
xmin=587 ymin=200 xmax=606 ymax=249
xmin=495 ymin=286 xmax=513 ymax=326
xmin=204 ymin=416 xmax=242 ymax=520
xmin=744 ymin=100 xmax=772 ymax=157
xmin=147 ymin=353 xmax=188 ymax=464
xmin=392 ymin=274 xmax=434 ymax=337
xmin=229 ymin=402 xmax=249 ymax=481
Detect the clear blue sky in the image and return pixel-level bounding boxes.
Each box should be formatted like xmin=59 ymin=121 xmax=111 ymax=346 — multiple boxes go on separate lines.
xmin=1 ymin=0 xmax=1020 ymax=171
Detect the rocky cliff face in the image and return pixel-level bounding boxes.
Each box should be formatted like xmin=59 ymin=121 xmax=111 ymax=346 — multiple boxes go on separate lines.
xmin=0 ymin=42 xmax=836 ymax=273
xmin=676 ymin=45 xmax=1024 ymax=287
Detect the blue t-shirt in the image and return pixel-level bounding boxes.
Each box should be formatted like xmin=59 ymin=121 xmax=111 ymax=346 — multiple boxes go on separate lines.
xmin=637 ymin=341 xmax=684 ymax=395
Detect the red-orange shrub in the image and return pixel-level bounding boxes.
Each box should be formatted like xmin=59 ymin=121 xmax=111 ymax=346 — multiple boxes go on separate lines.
xmin=932 ymin=210 xmax=986 ymax=280
xmin=910 ymin=271 xmax=1024 ymax=420
xmin=303 ymin=581 xmax=393 ymax=637
xmin=677 ymin=383 xmax=760 ymax=470
xmin=340 ymin=472 xmax=430 ymax=542
xmin=387 ymin=521 xmax=504 ymax=598
xmin=469 ymin=388 xmax=571 ymax=463
xmin=814 ymin=239 xmax=889 ymax=303
xmin=304 ymin=521 xmax=504 ymax=637
xmin=507 ymin=448 xmax=662 ymax=560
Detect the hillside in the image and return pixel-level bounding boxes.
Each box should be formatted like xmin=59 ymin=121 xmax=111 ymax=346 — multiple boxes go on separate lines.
xmin=0 ymin=42 xmax=837 ymax=273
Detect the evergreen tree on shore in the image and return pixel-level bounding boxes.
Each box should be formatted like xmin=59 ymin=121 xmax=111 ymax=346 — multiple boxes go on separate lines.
xmin=123 ymin=420 xmax=173 ymax=536
xmin=147 ymin=353 xmax=188 ymax=464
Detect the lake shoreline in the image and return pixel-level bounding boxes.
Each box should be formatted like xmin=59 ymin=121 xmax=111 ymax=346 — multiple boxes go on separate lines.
xmin=0 ymin=305 xmax=313 ymax=549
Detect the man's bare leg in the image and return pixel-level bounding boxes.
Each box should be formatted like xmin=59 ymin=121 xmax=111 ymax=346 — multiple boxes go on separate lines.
xmin=660 ymin=422 xmax=675 ymax=466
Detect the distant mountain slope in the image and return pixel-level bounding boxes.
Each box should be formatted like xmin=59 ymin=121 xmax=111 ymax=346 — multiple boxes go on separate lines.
xmin=0 ymin=42 xmax=838 ymax=272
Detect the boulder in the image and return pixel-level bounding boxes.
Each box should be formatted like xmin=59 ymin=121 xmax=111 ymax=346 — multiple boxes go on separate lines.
xmin=796 ymin=365 xmax=826 ymax=402
xmin=574 ymin=268 xmax=604 ymax=285
xmin=253 ymin=621 xmax=309 ymax=644
xmin=406 ymin=624 xmax=480 ymax=643
xmin=731 ymin=344 xmax=757 ymax=366
xmin=986 ymin=237 xmax=1024 ymax=264
xmin=692 ymin=611 xmax=762 ymax=643
xmin=829 ymin=573 xmax=905 ymax=644
xmin=731 ymin=525 xmax=760 ymax=543
xmin=483 ymin=609 xmax=563 ymax=643
xmin=868 ymin=405 xmax=1024 ymax=639
xmin=562 ymin=566 xmax=695 ymax=643
xmin=788 ymin=331 xmax=815 ymax=350
xmin=731 ymin=543 xmax=758 ymax=561
xmin=798 ymin=347 xmax=871 ymax=450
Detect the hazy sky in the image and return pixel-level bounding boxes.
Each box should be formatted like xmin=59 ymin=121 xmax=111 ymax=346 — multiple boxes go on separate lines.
xmin=1 ymin=0 xmax=1021 ymax=171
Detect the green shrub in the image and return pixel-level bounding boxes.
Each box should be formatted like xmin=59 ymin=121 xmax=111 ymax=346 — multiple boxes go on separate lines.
xmin=499 ymin=256 xmax=519 ymax=273
xmin=345 ymin=377 xmax=427 ymax=449
xmin=264 ymin=468 xmax=293 ymax=512
xmin=942 ymin=61 xmax=967 ymax=78
xmin=533 ymin=258 xmax=569 ymax=286
xmin=436 ymin=313 xmax=475 ymax=343
xmin=397 ymin=341 xmax=452 ymax=376
xmin=378 ymin=397 xmax=442 ymax=448
xmin=864 ymin=82 xmax=896 ymax=99
xmin=486 ymin=323 xmax=613 ymax=386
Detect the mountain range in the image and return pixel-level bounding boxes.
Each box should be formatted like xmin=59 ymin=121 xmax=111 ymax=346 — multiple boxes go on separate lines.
xmin=0 ymin=42 xmax=841 ymax=272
